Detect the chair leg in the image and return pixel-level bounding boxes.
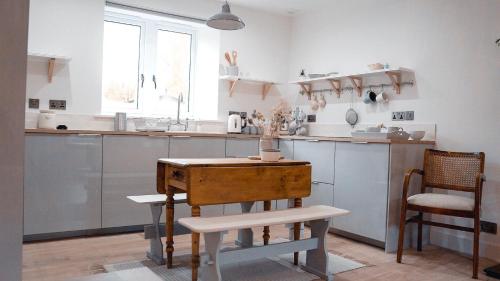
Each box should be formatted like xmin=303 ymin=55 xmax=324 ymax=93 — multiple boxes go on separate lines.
xmin=396 ymin=202 xmax=408 ymax=263
xmin=417 ymin=212 xmax=423 ymax=252
xmin=472 ymin=213 xmax=480 ymax=279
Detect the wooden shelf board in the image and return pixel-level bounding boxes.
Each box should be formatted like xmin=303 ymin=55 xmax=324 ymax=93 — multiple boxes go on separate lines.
xmin=288 ymin=67 xmax=413 ymax=85
xmin=28 ymin=52 xmax=71 ymax=62
xmin=220 ymin=76 xmax=277 ymax=100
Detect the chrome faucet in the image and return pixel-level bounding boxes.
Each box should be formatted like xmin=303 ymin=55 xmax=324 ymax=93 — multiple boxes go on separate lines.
xmin=169 ymin=92 xmax=188 ymax=131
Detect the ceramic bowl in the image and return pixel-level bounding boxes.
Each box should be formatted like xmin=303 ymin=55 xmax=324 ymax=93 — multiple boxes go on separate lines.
xmin=409 ymin=131 xmax=426 ymax=141
xmin=366 ymin=127 xmax=381 ymax=132
xmin=260 ymin=149 xmax=281 ymax=162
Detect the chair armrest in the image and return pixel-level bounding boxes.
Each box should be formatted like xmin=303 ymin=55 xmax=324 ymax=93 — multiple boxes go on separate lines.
xmin=402 ymin=168 xmax=424 ymax=200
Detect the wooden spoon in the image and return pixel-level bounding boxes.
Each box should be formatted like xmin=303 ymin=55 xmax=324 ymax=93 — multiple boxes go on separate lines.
xmin=232 ymin=50 xmax=238 ymax=66
xmin=225 ymin=52 xmax=232 ymax=66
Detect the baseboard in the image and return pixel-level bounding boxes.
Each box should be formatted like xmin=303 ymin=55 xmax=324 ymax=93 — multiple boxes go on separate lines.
xmin=431 ymin=229 xmax=500 ymax=263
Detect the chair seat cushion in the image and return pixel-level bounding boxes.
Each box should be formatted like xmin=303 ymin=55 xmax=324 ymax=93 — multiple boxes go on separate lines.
xmin=407 ymin=193 xmax=475 ymax=211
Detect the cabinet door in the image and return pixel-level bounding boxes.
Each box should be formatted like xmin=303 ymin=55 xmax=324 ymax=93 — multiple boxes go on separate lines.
xmin=169 ymin=137 xmax=225 ymax=218
xmin=293 ymin=140 xmax=335 ymax=184
xmin=226 ymin=138 xmax=259 ymax=158
xmin=279 ymin=139 xmax=294 ymax=159
xmin=102 ymin=136 xmax=169 ymax=228
xmin=332 ymin=142 xmax=389 ymax=243
xmin=302 ymin=182 xmax=334 ymax=207
xmin=24 ymin=135 xmax=102 ymax=235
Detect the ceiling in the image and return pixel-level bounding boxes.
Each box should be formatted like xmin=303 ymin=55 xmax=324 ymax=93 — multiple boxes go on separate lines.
xmin=224 ymin=0 xmax=333 ymax=16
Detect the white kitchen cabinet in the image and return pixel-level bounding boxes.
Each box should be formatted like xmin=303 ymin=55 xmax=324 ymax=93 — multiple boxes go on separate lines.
xmin=293 ymin=140 xmax=335 ymax=184
xmin=24 ymin=135 xmax=102 ymax=235
xmin=278 ymin=139 xmax=294 ymax=159
xmin=302 ymin=182 xmax=334 ymax=208
xmin=332 ymin=142 xmax=389 ymax=244
xmin=170 ymin=137 xmax=225 ymax=218
xmin=225 ymin=138 xmax=259 ymax=158
xmin=102 ymin=136 xmax=169 ymax=228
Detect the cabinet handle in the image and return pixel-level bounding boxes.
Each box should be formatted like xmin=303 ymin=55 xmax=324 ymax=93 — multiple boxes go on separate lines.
xmin=312 ymin=181 xmax=320 ymax=184
xmin=78 ymin=134 xmax=100 ymax=137
xmin=172 ymin=136 xmax=191 ymax=138
xmin=306 ymin=139 xmax=320 ymax=142
xmin=351 ymin=141 xmax=368 ymax=144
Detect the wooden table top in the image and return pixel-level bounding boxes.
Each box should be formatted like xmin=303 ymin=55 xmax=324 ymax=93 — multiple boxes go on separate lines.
xmin=158 ymin=158 xmax=311 ymax=167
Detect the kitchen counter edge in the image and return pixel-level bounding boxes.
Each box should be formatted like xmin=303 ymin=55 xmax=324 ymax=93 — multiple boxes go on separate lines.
xmin=25 ymin=129 xmax=436 ymax=145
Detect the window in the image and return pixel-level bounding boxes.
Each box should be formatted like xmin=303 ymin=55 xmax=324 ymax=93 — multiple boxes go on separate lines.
xmin=102 ymin=9 xmax=196 ymax=117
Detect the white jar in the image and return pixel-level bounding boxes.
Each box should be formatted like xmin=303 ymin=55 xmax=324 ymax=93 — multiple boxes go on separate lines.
xmin=37 ymin=110 xmax=57 ymax=129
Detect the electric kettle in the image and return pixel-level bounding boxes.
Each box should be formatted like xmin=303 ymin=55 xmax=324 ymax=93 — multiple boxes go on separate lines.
xmin=227 ymin=114 xmax=242 ymax=133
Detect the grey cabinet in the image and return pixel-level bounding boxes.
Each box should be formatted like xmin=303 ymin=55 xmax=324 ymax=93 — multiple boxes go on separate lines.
xmin=332 ymin=142 xmax=390 ymax=243
xmin=293 ymin=140 xmax=335 ymax=184
xmin=102 ymin=136 xmax=169 ymax=228
xmin=170 ymin=137 xmax=225 ymax=218
xmin=302 ymin=182 xmax=334 ymax=208
xmin=278 ymin=139 xmax=294 ymax=159
xmin=225 ymin=138 xmax=259 ymax=158
xmin=24 ymin=135 xmax=102 ymax=235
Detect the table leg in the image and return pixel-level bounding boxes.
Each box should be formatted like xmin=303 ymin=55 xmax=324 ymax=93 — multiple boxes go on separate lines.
xmin=191 ymin=206 xmax=201 ymax=281
xmin=147 ymin=203 xmax=165 ymax=265
xmin=263 ymin=200 xmax=272 ymax=245
xmin=236 ymin=202 xmax=254 ymax=248
xmin=166 ymin=186 xmax=175 ymax=268
xmin=294 ymin=198 xmax=302 ymax=265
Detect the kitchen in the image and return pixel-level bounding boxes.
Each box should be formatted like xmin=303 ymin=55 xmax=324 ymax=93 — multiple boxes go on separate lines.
xmin=1 ymin=0 xmax=499 ymax=281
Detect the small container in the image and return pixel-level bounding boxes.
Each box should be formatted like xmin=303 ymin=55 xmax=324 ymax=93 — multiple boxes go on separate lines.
xmin=37 ymin=110 xmax=56 ymax=129
xmin=260 ymin=149 xmax=281 ymax=162
xmin=114 ymin=112 xmax=127 ymax=131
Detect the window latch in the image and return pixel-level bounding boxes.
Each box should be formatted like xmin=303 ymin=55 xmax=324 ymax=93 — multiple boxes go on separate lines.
xmin=140 ymin=74 xmax=145 ymax=88
xmin=152 ymin=75 xmax=157 ymax=89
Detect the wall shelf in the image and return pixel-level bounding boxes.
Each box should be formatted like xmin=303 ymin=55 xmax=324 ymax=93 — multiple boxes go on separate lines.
xmin=289 ymin=67 xmax=413 ymax=97
xmin=220 ymin=75 xmax=276 ymax=100
xmin=28 ymin=52 xmax=71 ymax=83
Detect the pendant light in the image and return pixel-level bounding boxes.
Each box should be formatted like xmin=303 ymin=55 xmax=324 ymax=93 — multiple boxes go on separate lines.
xmin=207 ymin=1 xmax=245 ymax=30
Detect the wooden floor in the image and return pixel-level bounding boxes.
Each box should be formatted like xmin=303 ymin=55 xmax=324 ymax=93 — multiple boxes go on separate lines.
xmin=23 ymin=226 xmax=496 ymax=281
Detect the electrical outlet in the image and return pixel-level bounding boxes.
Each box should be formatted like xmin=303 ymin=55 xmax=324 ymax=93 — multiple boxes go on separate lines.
xmin=49 ymin=99 xmax=66 ymax=110
xmin=481 ymin=221 xmax=497 ymax=234
xmin=307 ymin=114 xmax=316 ymax=123
xmin=405 ymin=111 xmax=415 ymax=120
xmin=28 ymin=98 xmax=39 ymax=109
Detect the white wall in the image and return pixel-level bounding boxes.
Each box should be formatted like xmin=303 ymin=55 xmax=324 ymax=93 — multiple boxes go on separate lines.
xmin=285 ymin=0 xmax=500 ymax=261
xmin=27 ymin=0 xmax=105 ymax=115
xmin=0 ymin=0 xmax=29 ymax=280
xmin=27 ymin=0 xmax=291 ymax=121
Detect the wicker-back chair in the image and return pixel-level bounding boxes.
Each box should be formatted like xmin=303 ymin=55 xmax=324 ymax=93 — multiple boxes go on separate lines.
xmin=396 ymin=149 xmax=485 ymax=279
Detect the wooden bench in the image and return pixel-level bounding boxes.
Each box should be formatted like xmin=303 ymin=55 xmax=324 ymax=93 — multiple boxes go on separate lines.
xmin=179 ymin=205 xmax=349 ymax=281
xmin=127 ymin=194 xmax=187 ymax=265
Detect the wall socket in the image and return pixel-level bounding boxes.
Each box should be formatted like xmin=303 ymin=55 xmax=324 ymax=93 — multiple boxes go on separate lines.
xmin=28 ymin=98 xmax=40 ymax=109
xmin=49 ymin=99 xmax=66 ymax=110
xmin=392 ymin=111 xmax=414 ymax=121
xmin=481 ymin=221 xmax=497 ymax=234
xmin=307 ymin=114 xmax=316 ymax=123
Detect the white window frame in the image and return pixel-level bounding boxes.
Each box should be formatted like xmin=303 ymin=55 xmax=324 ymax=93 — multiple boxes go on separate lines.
xmin=102 ymin=10 xmax=197 ymax=117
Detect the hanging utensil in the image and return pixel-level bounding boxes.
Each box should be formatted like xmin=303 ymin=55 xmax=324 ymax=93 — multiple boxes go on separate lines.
xmin=345 ymin=89 xmax=358 ymax=127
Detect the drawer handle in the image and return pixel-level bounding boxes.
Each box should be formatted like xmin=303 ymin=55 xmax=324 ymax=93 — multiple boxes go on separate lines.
xmin=351 ymin=141 xmax=368 ymax=144
xmin=306 ymin=139 xmax=320 ymax=142
xmin=78 ymin=134 xmax=100 ymax=137
xmin=312 ymin=181 xmax=320 ymax=184
xmin=172 ymin=136 xmax=191 ymax=139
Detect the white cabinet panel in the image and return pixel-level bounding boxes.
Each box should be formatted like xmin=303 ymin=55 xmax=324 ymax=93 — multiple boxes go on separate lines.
xmin=169 ymin=136 xmax=226 ymax=158
xmin=24 ymin=135 xmax=102 ymax=235
xmin=303 ymin=182 xmax=334 ymax=207
xmin=170 ymin=137 xmax=225 ymax=218
xmin=293 ymin=140 xmax=335 ymax=184
xmin=226 ymin=138 xmax=259 ymax=158
xmin=102 ymin=136 xmax=169 ymax=228
xmin=278 ymin=139 xmax=294 ymax=159
xmin=332 ymin=142 xmax=389 ymax=243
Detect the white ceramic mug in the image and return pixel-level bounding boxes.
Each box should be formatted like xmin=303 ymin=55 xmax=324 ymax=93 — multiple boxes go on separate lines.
xmin=376 ymin=91 xmax=389 ymax=103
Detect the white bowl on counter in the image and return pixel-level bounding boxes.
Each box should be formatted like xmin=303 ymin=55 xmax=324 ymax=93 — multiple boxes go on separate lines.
xmin=409 ymin=131 xmax=426 ymax=141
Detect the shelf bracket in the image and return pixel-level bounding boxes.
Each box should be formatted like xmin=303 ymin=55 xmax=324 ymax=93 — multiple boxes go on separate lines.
xmin=299 ymin=82 xmax=312 ymax=100
xmin=327 ymin=79 xmax=342 ymax=98
xmin=385 ymin=71 xmax=401 ymax=94
xmin=348 ymin=77 xmax=363 ymax=97
xmin=261 ymin=83 xmax=273 ymax=100
xmin=228 ymin=80 xmax=238 ymax=97
xmin=48 ymin=58 xmax=56 ymax=83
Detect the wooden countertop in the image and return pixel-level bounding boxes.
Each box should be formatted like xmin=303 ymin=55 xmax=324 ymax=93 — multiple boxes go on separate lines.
xmin=25 ymin=129 xmax=435 ymax=145
xmin=159 ymin=158 xmax=311 ymax=167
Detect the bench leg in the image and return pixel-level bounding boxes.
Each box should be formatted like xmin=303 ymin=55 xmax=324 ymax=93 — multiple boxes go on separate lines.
xmin=201 ymin=232 xmax=224 ymax=281
xmin=236 ymin=202 xmax=254 ymax=248
xmin=303 ymin=219 xmax=333 ymax=281
xmin=166 ymin=186 xmax=175 ymax=268
xmin=147 ymin=203 xmax=165 ymax=265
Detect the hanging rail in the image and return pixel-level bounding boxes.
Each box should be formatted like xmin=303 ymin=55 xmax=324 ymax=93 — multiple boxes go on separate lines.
xmin=299 ymin=80 xmax=414 ymax=96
